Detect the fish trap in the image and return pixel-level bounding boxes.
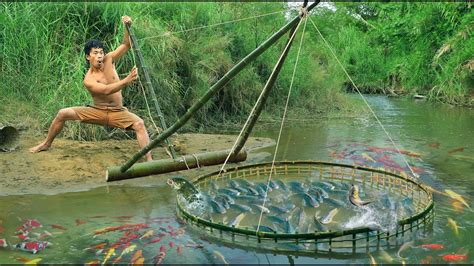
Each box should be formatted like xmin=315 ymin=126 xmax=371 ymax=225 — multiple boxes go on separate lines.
xmin=175 ymin=161 xmax=434 ymax=254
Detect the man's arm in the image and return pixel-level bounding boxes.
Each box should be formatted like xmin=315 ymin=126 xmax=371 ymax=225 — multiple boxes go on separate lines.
xmin=84 ymin=66 xmax=137 ymax=95
xmin=107 ymin=16 xmax=132 ymax=61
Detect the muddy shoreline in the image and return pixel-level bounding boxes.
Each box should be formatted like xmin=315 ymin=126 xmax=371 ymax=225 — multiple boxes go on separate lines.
xmin=0 ymin=131 xmax=275 ymax=196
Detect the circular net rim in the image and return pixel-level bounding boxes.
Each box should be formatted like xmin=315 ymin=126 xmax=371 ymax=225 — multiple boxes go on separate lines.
xmin=176 ymin=160 xmax=434 ymax=249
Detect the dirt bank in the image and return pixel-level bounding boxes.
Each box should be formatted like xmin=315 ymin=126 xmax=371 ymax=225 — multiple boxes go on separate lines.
xmin=0 ymin=130 xmax=275 ymax=196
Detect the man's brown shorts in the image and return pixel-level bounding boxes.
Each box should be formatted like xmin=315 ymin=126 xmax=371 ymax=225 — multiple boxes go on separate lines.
xmin=72 ymin=105 xmax=141 ymax=129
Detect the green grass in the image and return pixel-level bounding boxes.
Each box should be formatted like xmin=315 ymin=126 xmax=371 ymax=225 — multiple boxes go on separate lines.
xmin=1 ymin=2 xmax=471 ymax=141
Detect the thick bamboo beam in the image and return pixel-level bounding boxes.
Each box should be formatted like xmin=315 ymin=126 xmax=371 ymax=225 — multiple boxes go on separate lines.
xmin=106 ymin=149 xmax=247 ymax=181
xmin=126 ymin=24 xmax=177 ymax=159
xmin=116 ymin=1 xmax=320 ymax=175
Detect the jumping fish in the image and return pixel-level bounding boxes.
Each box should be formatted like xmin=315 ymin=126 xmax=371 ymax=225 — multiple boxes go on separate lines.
xmin=320 ymin=208 xmax=338 ymax=224
xmin=349 ymin=184 xmax=373 ymax=207
xmin=167 ymin=176 xmax=204 ymax=204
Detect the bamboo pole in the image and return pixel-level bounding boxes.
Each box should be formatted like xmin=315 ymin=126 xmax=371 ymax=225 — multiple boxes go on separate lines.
xmin=114 ymin=1 xmax=320 ymax=175
xmin=126 ymin=24 xmax=177 ymax=159
xmin=231 ymin=13 xmax=301 ymax=156
xmin=106 ymin=149 xmax=247 ymax=181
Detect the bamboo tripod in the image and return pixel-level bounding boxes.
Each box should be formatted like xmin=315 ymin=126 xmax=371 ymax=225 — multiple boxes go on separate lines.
xmin=106 ymin=1 xmax=320 ymax=181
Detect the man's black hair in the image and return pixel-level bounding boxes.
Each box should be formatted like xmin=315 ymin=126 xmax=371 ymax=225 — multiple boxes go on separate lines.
xmin=84 ymin=39 xmax=106 ymax=64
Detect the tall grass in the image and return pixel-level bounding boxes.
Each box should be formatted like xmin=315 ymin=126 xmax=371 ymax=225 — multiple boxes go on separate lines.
xmin=2 ymin=2 xmax=469 ymax=141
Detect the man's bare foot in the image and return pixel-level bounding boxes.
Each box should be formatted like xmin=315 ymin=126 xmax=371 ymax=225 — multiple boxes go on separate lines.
xmin=29 ymin=142 xmax=51 ymax=153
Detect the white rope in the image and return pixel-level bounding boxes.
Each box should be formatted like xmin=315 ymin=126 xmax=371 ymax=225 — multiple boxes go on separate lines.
xmin=139 ymin=9 xmax=287 ymax=41
xmin=256 ymin=16 xmax=308 ymax=233
xmin=216 ymin=16 xmax=305 ymax=178
xmin=191 ymin=154 xmax=201 ymax=168
xmin=181 ymin=155 xmax=190 ymax=170
xmin=307 ymin=16 xmax=419 ymax=179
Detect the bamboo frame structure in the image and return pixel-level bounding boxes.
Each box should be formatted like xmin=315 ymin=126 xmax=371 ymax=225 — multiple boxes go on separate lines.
xmin=107 ymin=1 xmax=321 ymax=180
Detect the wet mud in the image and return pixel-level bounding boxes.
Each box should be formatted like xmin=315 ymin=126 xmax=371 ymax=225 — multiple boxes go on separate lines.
xmin=0 ymin=131 xmax=275 ymax=196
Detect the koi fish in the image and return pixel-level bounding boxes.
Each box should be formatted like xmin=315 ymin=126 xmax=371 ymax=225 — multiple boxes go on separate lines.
xmin=420 ymin=255 xmax=433 ymax=264
xmin=451 ymin=200 xmax=464 ymax=213
xmin=114 ymin=244 xmax=136 ymax=262
xmin=51 ymin=224 xmax=67 ymax=230
xmin=147 ymin=237 xmax=162 ymax=245
xmin=169 ymin=241 xmax=175 ymax=248
xmin=21 ymin=219 xmax=42 ymax=229
xmin=130 ymin=250 xmax=144 ymax=265
xmin=153 ymin=245 xmax=166 ymax=264
xmin=84 ymin=241 xmax=108 ymax=251
xmin=85 ymin=260 xmax=101 ymax=265
xmin=349 ymin=184 xmax=373 ymax=207
xmin=428 ymin=142 xmax=440 ymax=148
xmin=447 ymin=147 xmax=464 ymax=154
xmin=447 ymin=218 xmax=460 ymax=237
xmin=213 ymin=250 xmax=228 ymax=265
xmin=368 ymin=253 xmax=377 ymax=265
xmin=101 ymin=248 xmax=115 ymax=264
xmin=186 ymin=241 xmax=204 ymax=248
xmin=15 ymin=256 xmax=31 ymax=263
xmin=445 ymin=189 xmax=471 ymax=210
xmin=362 ymin=153 xmax=376 ymax=163
xmin=75 ymin=219 xmax=87 ymax=226
xmin=397 ymin=241 xmax=414 ymax=259
xmin=0 ymin=238 xmax=7 ymax=247
xmin=15 ymin=241 xmax=51 ymax=254
xmin=442 ymin=254 xmax=467 ymax=262
xmin=379 ymin=249 xmax=394 ymax=263
xmin=419 ymin=244 xmax=444 ymax=250
xmin=24 ymin=258 xmax=42 ymax=265
xmin=139 ymin=229 xmax=154 ymax=239
xmin=177 ymin=245 xmax=183 ymax=255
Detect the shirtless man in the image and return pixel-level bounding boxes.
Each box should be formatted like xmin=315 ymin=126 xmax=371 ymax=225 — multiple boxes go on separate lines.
xmin=30 ymin=16 xmax=152 ymax=161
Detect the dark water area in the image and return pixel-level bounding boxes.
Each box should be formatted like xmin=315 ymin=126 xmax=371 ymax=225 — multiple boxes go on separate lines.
xmin=0 ymin=96 xmax=473 ymax=264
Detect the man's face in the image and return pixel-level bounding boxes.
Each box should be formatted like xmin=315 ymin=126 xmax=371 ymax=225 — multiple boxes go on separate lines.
xmin=86 ymin=48 xmax=104 ymax=68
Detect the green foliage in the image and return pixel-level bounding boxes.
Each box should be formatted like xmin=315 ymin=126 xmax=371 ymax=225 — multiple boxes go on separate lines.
xmin=1 ymin=2 xmax=470 ymax=141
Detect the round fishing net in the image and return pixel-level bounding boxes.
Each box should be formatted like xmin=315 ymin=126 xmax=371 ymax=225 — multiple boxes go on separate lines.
xmin=174 ymin=161 xmax=433 ymax=254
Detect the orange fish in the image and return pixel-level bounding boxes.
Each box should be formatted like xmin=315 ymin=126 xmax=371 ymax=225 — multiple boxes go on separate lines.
xmin=451 ymin=200 xmax=464 ymax=213
xmin=442 ymin=254 xmax=467 ymax=262
xmin=420 ymin=244 xmax=444 ymax=250
xmin=75 ymin=219 xmax=87 ymax=226
xmin=15 ymin=256 xmax=31 ymax=263
xmin=420 ymin=255 xmax=433 ymax=264
xmin=51 ymin=224 xmax=67 ymax=230
xmin=130 ymin=250 xmax=144 ymax=265
xmin=428 ymin=142 xmax=440 ymax=148
xmin=85 ymin=260 xmax=101 ymax=266
xmin=447 ymin=147 xmax=464 ymax=154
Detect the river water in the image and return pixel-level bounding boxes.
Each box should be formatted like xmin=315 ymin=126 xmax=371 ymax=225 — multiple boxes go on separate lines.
xmin=0 ymin=96 xmax=473 ymax=264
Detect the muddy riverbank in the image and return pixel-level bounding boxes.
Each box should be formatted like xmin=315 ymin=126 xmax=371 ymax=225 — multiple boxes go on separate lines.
xmin=0 ymin=131 xmax=274 ymax=196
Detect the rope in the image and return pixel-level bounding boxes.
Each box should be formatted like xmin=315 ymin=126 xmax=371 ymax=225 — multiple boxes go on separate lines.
xmin=191 ymin=154 xmax=201 ymax=168
xmin=256 ymin=16 xmax=308 ymax=233
xmin=307 ymin=16 xmax=419 ymax=179
xmin=181 ymin=155 xmax=190 ymax=170
xmin=139 ymin=9 xmax=287 ymax=41
xmin=216 ymin=15 xmax=305 ymax=178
